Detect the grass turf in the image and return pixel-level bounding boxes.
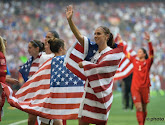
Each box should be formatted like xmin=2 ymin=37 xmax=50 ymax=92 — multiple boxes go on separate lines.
xmin=0 ymin=91 xmax=165 ymax=125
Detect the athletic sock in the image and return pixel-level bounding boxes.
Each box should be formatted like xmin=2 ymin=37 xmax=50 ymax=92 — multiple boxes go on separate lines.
xmin=136 ymin=111 xmax=144 ymax=125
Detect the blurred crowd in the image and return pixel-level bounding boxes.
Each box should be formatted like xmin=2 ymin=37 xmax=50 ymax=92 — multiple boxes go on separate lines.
xmin=0 ymin=1 xmax=164 ymax=86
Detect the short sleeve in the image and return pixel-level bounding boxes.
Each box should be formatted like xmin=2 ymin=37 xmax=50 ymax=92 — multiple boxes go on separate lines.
xmin=84 ymin=36 xmax=98 ymax=61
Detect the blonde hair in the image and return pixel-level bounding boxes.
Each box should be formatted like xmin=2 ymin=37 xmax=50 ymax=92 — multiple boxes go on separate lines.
xmin=0 ymin=36 xmax=6 ymax=55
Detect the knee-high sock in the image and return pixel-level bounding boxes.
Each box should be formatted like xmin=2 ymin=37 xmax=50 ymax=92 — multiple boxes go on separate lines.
xmin=136 ymin=111 xmax=144 ymax=125
xmin=143 ymin=112 xmax=147 ymax=124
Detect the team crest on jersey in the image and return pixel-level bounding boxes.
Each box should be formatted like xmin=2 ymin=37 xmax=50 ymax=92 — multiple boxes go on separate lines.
xmin=0 ymin=59 xmax=6 ymax=65
xmin=133 ymin=96 xmax=136 ymax=100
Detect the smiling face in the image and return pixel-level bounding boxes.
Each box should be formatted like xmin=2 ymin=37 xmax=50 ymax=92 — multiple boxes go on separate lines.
xmin=44 ymin=32 xmax=55 ymax=54
xmin=28 ymin=42 xmax=39 ymax=57
xmin=94 ymin=27 xmax=109 ymax=46
xmin=137 ymin=48 xmax=146 ymax=59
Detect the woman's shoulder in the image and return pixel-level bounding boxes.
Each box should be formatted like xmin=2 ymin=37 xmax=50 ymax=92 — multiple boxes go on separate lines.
xmin=84 ymin=36 xmax=97 ymax=46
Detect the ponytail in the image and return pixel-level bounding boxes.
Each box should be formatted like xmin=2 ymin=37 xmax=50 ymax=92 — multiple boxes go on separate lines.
xmin=48 ymin=38 xmax=64 ymax=53
xmin=141 ymin=48 xmax=148 ymax=59
xmin=30 ymin=40 xmax=45 ymax=52
xmin=0 ymin=36 xmax=6 ymax=55
xmin=107 ymin=32 xmax=115 ymax=49
xmin=100 ymin=26 xmax=115 ymax=49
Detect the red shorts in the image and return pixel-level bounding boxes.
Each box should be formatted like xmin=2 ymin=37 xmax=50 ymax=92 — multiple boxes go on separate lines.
xmin=131 ymin=87 xmax=150 ymax=104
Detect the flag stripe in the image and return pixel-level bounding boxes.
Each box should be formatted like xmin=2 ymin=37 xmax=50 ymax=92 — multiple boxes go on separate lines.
xmin=92 ymin=80 xmax=113 ymax=93
xmin=81 ymin=116 xmax=107 ymax=125
xmin=31 ymin=103 xmax=81 ymax=109
xmin=87 ymin=71 xmax=116 ymax=82
xmin=16 ymin=74 xmax=50 ymax=95
xmin=84 ymin=60 xmax=121 ymax=71
xmin=114 ymin=41 xmax=136 ymax=80
xmin=31 ymin=63 xmax=40 ymax=67
xmin=74 ymin=43 xmax=84 ymax=53
xmin=83 ymin=94 xmax=113 ymax=109
xmin=64 ymin=39 xmax=123 ymax=124
xmin=66 ymin=63 xmax=86 ymax=80
xmin=85 ymin=91 xmax=112 ymax=104
xmin=2 ymin=55 xmax=84 ymax=120
xmin=87 ymin=82 xmax=113 ymax=100
xmin=16 ymin=84 xmax=50 ymax=99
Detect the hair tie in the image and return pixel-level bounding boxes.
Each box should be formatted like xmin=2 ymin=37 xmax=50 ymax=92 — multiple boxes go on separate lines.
xmin=31 ymin=40 xmax=40 ymax=49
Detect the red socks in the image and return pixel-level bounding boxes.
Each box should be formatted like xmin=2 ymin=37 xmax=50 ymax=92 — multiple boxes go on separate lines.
xmin=136 ymin=111 xmax=144 ymax=125
xmin=136 ymin=111 xmax=147 ymax=125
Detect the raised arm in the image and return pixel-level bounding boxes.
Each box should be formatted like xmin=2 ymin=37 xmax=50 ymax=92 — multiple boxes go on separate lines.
xmin=115 ymin=34 xmax=135 ymax=61
xmin=66 ymin=5 xmax=84 ymax=47
xmin=144 ymin=32 xmax=154 ymax=62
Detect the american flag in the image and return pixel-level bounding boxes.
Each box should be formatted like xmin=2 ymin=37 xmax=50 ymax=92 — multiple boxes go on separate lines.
xmin=19 ymin=53 xmax=41 ymax=82
xmin=19 ymin=56 xmax=33 ymax=82
xmin=65 ymin=36 xmax=123 ymax=124
xmin=114 ymin=41 xmax=136 ymax=80
xmin=1 ymin=56 xmax=84 ymax=120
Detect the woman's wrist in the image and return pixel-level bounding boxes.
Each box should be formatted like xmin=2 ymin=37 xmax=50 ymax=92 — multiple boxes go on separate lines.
xmin=67 ymin=17 xmax=72 ymax=22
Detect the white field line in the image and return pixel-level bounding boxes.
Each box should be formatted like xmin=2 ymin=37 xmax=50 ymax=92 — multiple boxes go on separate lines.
xmin=9 ymin=119 xmax=28 ymax=125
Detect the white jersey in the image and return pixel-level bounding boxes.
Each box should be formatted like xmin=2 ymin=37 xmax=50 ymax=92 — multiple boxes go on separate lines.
xmin=39 ymin=52 xmax=55 ymax=67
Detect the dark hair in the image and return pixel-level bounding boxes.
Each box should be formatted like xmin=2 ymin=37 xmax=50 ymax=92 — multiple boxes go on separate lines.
xmin=141 ymin=48 xmax=148 ymax=59
xmin=48 ymin=38 xmax=64 ymax=53
xmin=49 ymin=31 xmax=60 ymax=38
xmin=100 ymin=26 xmax=115 ymax=49
xmin=30 ymin=40 xmax=44 ymax=52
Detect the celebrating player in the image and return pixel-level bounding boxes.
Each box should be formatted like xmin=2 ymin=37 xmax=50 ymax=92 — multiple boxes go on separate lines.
xmin=122 ymin=32 xmax=154 ymax=125
xmin=66 ymin=5 xmax=123 ymax=125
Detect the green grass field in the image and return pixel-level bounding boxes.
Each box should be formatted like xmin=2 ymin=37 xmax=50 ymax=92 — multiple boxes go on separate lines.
xmin=0 ymin=91 xmax=165 ymax=125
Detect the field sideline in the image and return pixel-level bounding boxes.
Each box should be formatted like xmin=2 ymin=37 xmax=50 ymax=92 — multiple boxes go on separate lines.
xmin=0 ymin=91 xmax=165 ymax=125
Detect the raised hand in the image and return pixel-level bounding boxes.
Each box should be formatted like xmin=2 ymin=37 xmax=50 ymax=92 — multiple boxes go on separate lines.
xmin=66 ymin=5 xmax=73 ymax=21
xmin=144 ymin=32 xmax=150 ymax=41
xmin=78 ymin=62 xmax=83 ymax=68
xmin=116 ymin=33 xmax=123 ymax=43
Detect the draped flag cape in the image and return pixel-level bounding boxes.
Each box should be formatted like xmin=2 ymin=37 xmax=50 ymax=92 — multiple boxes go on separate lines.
xmin=1 ymin=56 xmax=84 ymax=120
xmin=19 ymin=53 xmax=42 ymax=82
xmin=65 ymin=37 xmax=123 ymax=124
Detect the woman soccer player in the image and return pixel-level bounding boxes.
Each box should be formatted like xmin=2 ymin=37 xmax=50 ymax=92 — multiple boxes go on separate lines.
xmin=19 ymin=39 xmax=44 ymax=125
xmin=39 ymin=38 xmax=66 ymax=125
xmin=66 ymin=5 xmax=123 ymax=125
xmin=119 ymin=32 xmax=154 ymax=125
xmin=131 ymin=33 xmax=153 ymax=125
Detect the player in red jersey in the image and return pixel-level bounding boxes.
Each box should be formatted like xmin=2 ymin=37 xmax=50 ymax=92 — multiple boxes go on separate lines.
xmin=124 ymin=32 xmax=154 ymax=125
xmin=0 ymin=36 xmax=7 ymax=121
